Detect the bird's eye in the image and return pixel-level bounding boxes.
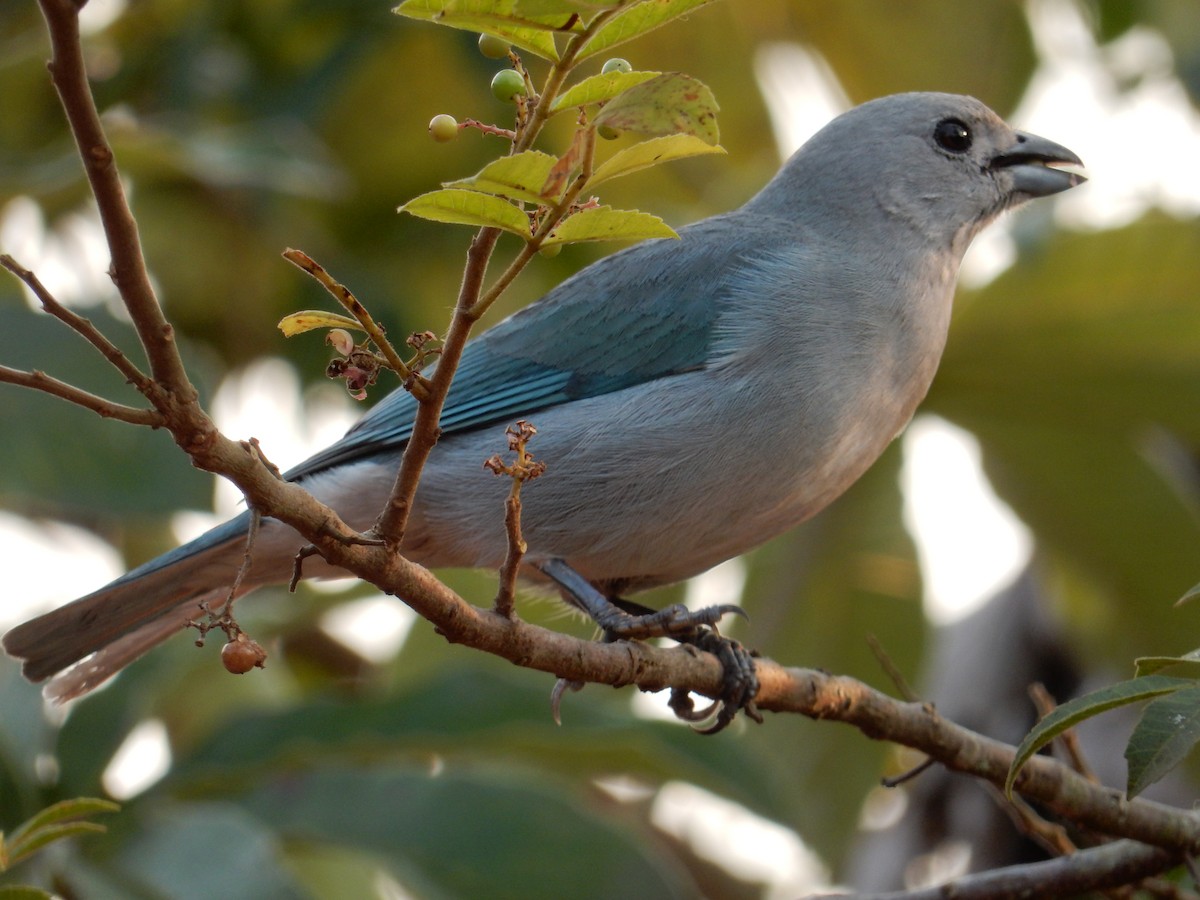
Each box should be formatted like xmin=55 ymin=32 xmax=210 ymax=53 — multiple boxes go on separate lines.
xmin=933 ymin=118 xmax=972 ymax=153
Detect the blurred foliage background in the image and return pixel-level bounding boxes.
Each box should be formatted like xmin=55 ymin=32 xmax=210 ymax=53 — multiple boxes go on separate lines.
xmin=2 ymin=0 xmax=1199 ymax=896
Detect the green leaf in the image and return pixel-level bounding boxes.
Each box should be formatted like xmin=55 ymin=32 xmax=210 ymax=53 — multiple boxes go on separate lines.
xmin=3 ymin=797 xmax=119 ymax=868
xmin=590 ymin=134 xmax=725 ymax=187
xmin=7 ymin=797 xmax=120 ymax=841
xmin=4 ymin=822 xmax=108 ymax=869
xmin=576 ymin=0 xmax=720 ymax=61
xmin=1126 ymin=684 xmax=1200 ymax=797
xmin=543 ymin=206 xmax=677 ymax=245
xmin=276 ymin=310 xmax=364 ymax=337
xmin=445 ymin=151 xmax=561 ymax=203
xmin=1006 ymin=675 xmax=1193 ymax=796
xmin=1135 ymin=649 xmax=1200 ymax=678
xmin=550 ymin=70 xmax=662 ymax=112
xmin=392 ymin=0 xmax=610 ymax=61
xmin=592 ymin=73 xmax=719 ymax=144
xmin=399 ymin=188 xmax=531 ymax=237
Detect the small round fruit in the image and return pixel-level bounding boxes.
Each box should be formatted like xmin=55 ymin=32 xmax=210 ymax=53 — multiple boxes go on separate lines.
xmin=478 ymin=33 xmax=510 ymax=59
xmin=597 ymin=124 xmax=620 ymax=140
xmin=539 ymin=241 xmax=562 ymax=258
xmin=491 ymin=69 xmax=526 ymax=103
xmin=428 ymin=113 xmax=459 ymax=143
xmin=601 ymin=57 xmax=632 ymax=75
xmin=221 ymin=633 xmax=267 ymax=674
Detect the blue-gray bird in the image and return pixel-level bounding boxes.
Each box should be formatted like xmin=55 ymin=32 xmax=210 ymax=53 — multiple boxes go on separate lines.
xmin=3 ymin=93 xmax=1084 ymax=722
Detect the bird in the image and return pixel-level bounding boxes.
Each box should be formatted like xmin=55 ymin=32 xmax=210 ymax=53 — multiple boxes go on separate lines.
xmin=4 ymin=93 xmax=1084 ymax=724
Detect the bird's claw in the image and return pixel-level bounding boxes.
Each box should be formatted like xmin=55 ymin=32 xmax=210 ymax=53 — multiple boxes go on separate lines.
xmin=669 ymin=631 xmax=762 ymax=734
xmin=550 ymin=677 xmax=584 ymax=725
xmin=595 ymin=602 xmax=746 ymax=640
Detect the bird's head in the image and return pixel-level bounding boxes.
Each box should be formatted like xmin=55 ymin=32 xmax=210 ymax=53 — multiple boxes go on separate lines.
xmin=751 ymin=92 xmax=1085 ymax=256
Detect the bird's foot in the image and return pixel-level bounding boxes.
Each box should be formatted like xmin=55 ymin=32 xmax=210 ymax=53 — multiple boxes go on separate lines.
xmin=536 ymin=558 xmax=761 ymax=733
xmin=668 ymin=631 xmax=762 ymax=734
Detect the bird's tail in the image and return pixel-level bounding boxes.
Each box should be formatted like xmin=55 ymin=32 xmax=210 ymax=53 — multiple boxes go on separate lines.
xmin=3 ymin=513 xmax=252 ymax=701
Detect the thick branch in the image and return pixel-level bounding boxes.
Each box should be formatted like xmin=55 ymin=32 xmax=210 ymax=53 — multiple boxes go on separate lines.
xmin=0 ymin=365 xmax=163 ymax=426
xmin=755 ymin=665 xmax=1200 ymax=854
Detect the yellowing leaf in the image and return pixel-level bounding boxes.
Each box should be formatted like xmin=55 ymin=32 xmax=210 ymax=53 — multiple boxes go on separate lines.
xmin=446 ymin=151 xmax=561 ymax=203
xmin=590 ymin=134 xmax=725 ymax=187
xmin=592 ymin=73 xmax=719 ymax=144
xmin=576 ymin=0 xmax=720 ymax=61
xmin=550 ymin=70 xmax=662 ymax=112
xmin=541 ymin=128 xmax=589 ymax=198
xmin=278 ymin=311 xmax=365 ymax=337
xmin=542 ymin=206 xmax=677 ymax=246
xmin=399 ymin=189 xmax=531 ymax=237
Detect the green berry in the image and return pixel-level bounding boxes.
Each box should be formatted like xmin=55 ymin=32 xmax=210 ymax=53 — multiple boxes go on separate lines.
xmin=478 ymin=33 xmax=510 ymax=59
xmin=428 ymin=114 xmax=459 ymax=143
xmin=601 ymin=58 xmax=632 ymax=75
xmin=539 ymin=241 xmax=562 ymax=258
xmin=597 ymin=124 xmax=620 ymax=141
xmin=491 ymin=69 xmax=526 ymax=103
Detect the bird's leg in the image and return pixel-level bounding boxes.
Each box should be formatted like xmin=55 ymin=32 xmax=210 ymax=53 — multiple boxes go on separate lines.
xmin=536 ymin=558 xmax=761 ymax=733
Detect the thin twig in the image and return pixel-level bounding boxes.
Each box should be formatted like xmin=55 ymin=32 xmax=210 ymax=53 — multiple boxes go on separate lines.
xmin=867 ymin=632 xmax=919 ymax=702
xmin=1 ymin=254 xmax=155 ymax=393
xmin=486 ymin=420 xmax=545 ymax=617
xmin=1031 ymin=681 xmax=1101 ymax=783
xmin=880 ymin=756 xmax=936 ymax=787
xmin=468 ymin=125 xmax=598 ymax=321
xmin=812 ymin=840 xmax=1181 ymax=900
xmin=495 ymin=492 xmax=526 ymax=618
xmin=224 ymin=509 xmax=262 ymax=609
xmin=281 ymin=248 xmax=431 ymax=402
xmin=982 ymin=781 xmax=1078 ymax=856
xmin=0 ymin=364 xmax=163 ymax=426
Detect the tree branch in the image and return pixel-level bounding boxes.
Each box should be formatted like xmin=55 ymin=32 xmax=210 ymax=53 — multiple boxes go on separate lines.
xmin=0 ymin=365 xmax=163 ymax=426
xmin=1 ymin=253 xmax=155 ymax=393
xmin=372 ymin=6 xmax=626 ymax=545
xmin=36 ymin=0 xmax=193 ymax=402
xmin=755 ymin=665 xmax=1200 ymax=853
xmin=824 ymin=840 xmax=1182 ymax=900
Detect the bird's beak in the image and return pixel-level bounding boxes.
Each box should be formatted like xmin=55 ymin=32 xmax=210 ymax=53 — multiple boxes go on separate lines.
xmin=989 ymin=131 xmax=1086 ymax=197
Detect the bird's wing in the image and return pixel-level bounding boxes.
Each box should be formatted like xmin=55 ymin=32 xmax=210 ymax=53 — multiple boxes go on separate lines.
xmin=285 ymin=212 xmax=753 ymax=481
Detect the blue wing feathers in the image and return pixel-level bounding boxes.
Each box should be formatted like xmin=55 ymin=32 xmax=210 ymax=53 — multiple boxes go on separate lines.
xmin=282 ymin=214 xmax=753 ymax=482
